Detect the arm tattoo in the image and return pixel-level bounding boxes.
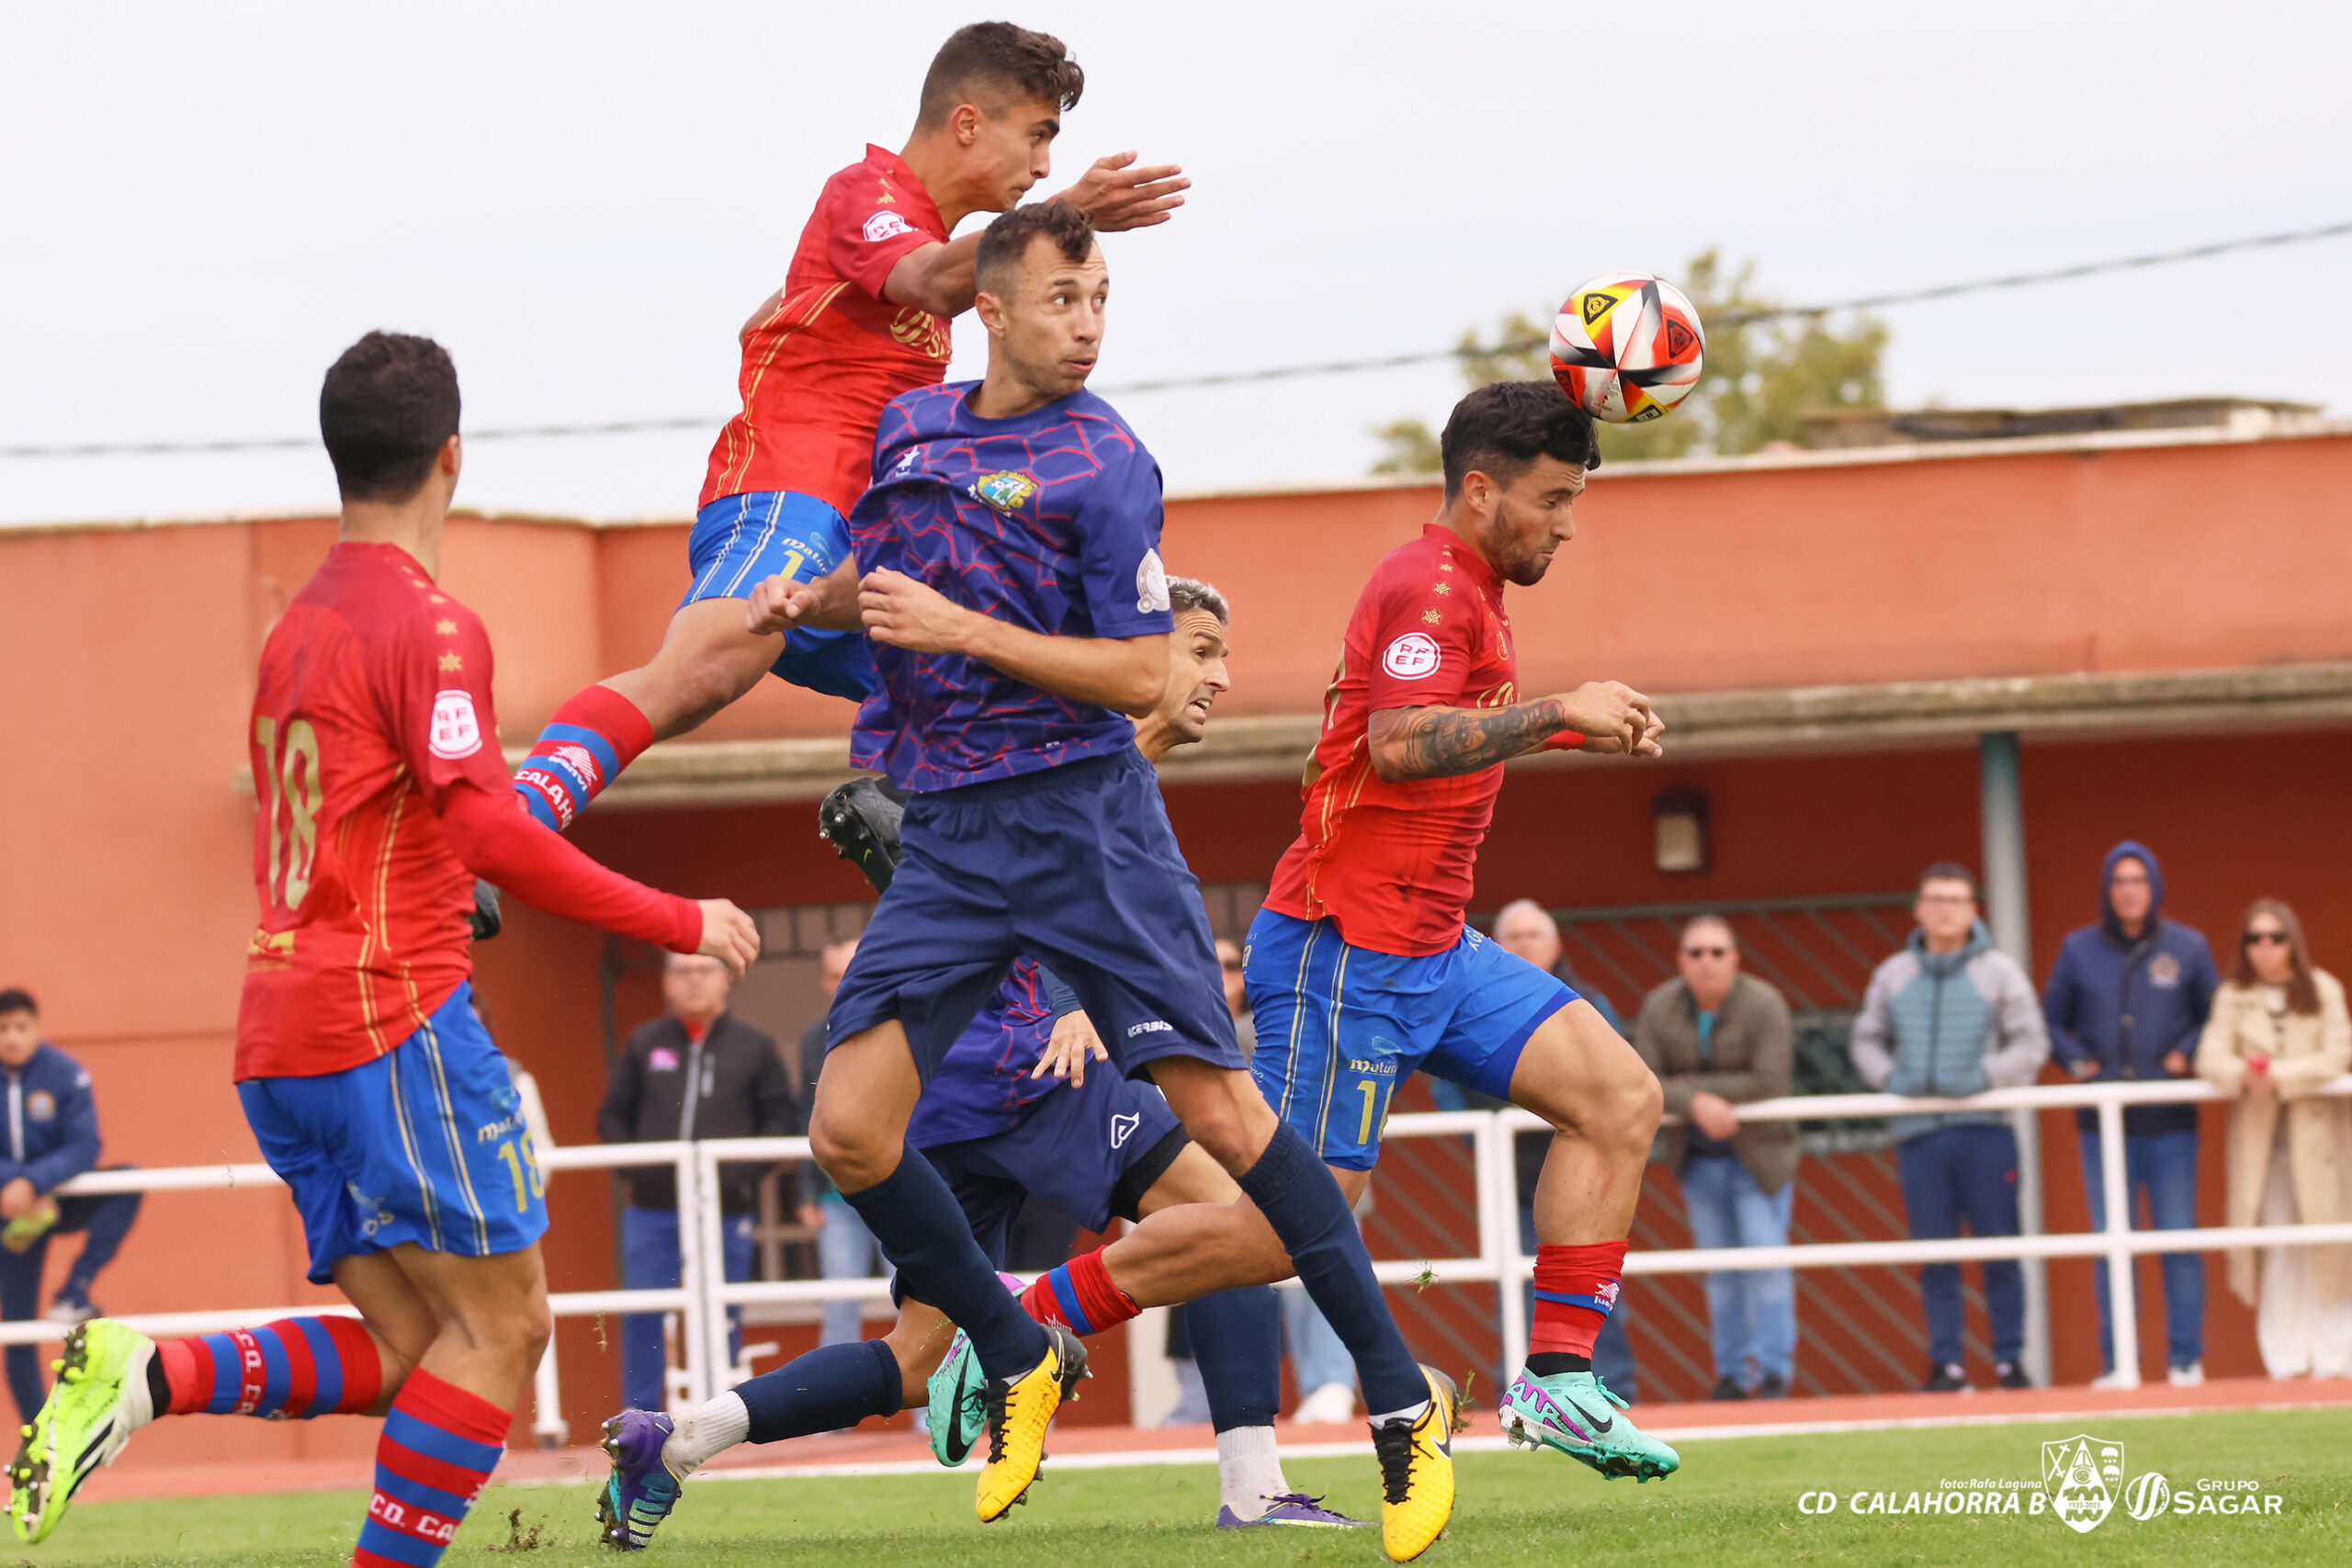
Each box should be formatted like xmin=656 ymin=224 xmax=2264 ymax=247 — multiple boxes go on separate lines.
xmin=1375 ymin=699 xmax=1566 ymax=781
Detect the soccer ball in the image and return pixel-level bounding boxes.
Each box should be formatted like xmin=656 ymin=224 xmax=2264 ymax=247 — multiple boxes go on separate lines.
xmin=1549 ymin=273 xmax=1705 ymax=423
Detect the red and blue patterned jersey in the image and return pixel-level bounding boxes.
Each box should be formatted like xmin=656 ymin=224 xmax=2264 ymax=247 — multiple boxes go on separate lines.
xmin=848 ymin=380 xmax=1174 ymax=792
xmin=906 ymin=958 xmax=1064 ymax=1145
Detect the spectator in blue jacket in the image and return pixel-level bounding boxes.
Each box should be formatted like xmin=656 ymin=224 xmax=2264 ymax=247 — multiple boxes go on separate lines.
xmin=0 ymin=988 xmax=142 ymax=1426
xmin=1850 ymin=864 xmax=2049 ymax=1392
xmin=2042 ymin=842 xmax=2220 ymax=1387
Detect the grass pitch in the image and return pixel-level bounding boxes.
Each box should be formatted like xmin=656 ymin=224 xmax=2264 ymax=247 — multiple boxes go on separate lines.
xmin=22 ymin=1407 xmax=2348 ymax=1567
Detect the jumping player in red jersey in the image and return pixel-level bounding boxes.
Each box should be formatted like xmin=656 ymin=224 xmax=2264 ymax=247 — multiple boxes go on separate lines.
xmin=1222 ymin=379 xmax=1685 ymax=1487
xmin=7 ymin=333 xmax=761 ymax=1564
xmin=508 ymin=22 xmax=1188 ymax=835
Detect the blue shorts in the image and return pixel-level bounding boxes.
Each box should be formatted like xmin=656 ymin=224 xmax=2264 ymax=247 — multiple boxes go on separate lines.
xmin=1244 ymin=909 xmax=1575 ymax=1170
xmin=918 ymin=1066 xmax=1188 ymax=1249
xmin=238 ymin=984 xmax=548 ymax=1284
xmin=683 ymin=490 xmax=876 ymax=704
xmin=830 ymin=750 xmax=1245 ymax=1084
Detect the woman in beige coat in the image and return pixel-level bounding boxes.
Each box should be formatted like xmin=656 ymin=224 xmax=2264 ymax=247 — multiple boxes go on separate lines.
xmin=2194 ymin=898 xmax=2352 ymax=1377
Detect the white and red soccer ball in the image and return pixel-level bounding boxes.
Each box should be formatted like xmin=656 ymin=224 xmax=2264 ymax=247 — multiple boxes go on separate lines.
xmin=1549 ymin=272 xmax=1705 ymax=424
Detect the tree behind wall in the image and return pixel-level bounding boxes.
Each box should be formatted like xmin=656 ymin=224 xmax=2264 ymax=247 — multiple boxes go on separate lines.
xmin=1370 ymin=251 xmax=1888 ymax=471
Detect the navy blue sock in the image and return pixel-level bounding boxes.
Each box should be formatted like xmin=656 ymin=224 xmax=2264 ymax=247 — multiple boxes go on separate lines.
xmin=839 ymin=1150 xmax=1047 ymax=1377
xmin=737 ymin=1338 xmax=901 ymax=1445
xmin=1236 ymin=1125 xmax=1426 ymax=1414
xmin=1184 ymin=1286 xmax=1283 ymax=1432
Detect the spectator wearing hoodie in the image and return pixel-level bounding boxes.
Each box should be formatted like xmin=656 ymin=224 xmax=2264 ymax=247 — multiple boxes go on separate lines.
xmin=1849 ymin=864 xmax=2049 ymax=1392
xmin=2042 ymin=840 xmax=2219 ymax=1387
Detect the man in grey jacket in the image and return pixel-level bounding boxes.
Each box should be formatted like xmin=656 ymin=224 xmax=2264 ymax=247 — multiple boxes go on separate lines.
xmin=1849 ymin=863 xmax=2049 ymax=1393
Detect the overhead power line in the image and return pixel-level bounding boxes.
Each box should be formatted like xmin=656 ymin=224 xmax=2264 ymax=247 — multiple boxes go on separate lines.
xmin=7 ymin=218 xmax=2348 ymax=460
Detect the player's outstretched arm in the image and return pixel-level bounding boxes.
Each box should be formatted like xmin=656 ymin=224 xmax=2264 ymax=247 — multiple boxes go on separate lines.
xmin=859 ymin=568 xmax=1164 ymax=716
xmin=438 ymin=784 xmax=762 ymax=976
xmin=1053 ymin=151 xmax=1189 ymax=232
xmin=1368 ymin=681 xmax=1662 ymax=783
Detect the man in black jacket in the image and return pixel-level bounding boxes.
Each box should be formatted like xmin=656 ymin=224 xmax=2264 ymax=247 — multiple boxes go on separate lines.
xmin=600 ymin=953 xmax=797 ymax=1410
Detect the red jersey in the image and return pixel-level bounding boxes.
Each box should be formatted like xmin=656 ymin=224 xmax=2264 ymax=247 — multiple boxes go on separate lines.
xmin=238 ymin=543 xmax=700 ymax=1079
xmin=1265 ymin=525 xmax=1522 ymax=957
xmin=699 ymin=145 xmax=953 ymax=517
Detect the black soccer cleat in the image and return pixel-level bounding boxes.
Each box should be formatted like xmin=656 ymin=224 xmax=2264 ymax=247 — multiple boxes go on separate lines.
xmin=818 ymin=777 xmax=907 ymax=895
xmin=469 ymin=879 xmax=504 ymax=942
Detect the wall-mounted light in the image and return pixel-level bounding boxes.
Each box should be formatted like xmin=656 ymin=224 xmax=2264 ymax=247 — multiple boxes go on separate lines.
xmin=1652 ymin=787 xmax=1711 ymax=875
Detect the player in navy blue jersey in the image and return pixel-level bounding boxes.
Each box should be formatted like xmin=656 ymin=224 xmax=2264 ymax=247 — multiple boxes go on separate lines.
xmin=593 ymin=581 xmax=1372 ymax=1545
xmin=786 ymin=201 xmax=1457 ymax=1559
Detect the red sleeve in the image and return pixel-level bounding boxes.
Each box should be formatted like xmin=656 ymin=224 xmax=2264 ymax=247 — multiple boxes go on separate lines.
xmin=1363 ymin=565 xmax=1477 ymax=713
xmin=380 ymin=605 xmax=699 ymax=951
xmin=821 ymin=165 xmax=941 ymax=299
xmin=439 ymin=784 xmax=701 ymax=952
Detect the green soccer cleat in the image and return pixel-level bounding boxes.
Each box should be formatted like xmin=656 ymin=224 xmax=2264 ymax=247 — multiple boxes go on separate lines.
xmin=926 ymin=1328 xmax=987 ymax=1467
xmin=1498 ymin=1367 xmax=1679 ymax=1483
xmin=9 ymin=1319 xmax=154 ymax=1544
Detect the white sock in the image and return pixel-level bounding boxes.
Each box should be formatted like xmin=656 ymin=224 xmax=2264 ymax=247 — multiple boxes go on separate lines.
xmin=122 ymin=1335 xmax=158 ymax=1431
xmin=1216 ymin=1425 xmax=1290 ymax=1517
xmin=1368 ymin=1398 xmax=1430 ymax=1427
xmin=662 ymin=1391 xmax=750 ymax=1476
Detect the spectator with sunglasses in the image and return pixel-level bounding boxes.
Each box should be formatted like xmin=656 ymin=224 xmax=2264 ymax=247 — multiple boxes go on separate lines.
xmin=1851 ymin=863 xmax=2049 ymax=1392
xmin=2195 ymin=900 xmax=2352 ymax=1379
xmin=2043 ymin=840 xmax=2218 ymax=1387
xmin=1634 ymin=916 xmax=1796 ymax=1400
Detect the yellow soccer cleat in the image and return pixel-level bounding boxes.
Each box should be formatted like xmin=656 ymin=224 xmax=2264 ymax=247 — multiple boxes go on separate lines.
xmin=1373 ymin=1365 xmax=1463 ymax=1562
xmin=975 ymin=1322 xmax=1087 ymax=1522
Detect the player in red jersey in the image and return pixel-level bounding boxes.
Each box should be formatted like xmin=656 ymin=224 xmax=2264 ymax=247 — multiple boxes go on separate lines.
xmin=509 ymin=22 xmax=1188 ymax=835
xmin=1212 ymin=380 xmax=1685 ymax=1489
xmin=8 ymin=333 xmax=760 ymax=1564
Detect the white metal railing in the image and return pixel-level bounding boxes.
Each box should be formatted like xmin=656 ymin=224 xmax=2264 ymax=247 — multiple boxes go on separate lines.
xmin=5 ymin=1076 xmax=2343 ymax=1435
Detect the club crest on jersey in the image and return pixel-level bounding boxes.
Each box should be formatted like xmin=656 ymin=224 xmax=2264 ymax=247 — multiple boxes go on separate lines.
xmin=1383 ymin=631 xmax=1442 ymax=680
xmin=972 ymin=469 xmax=1038 ymax=513
xmin=1136 ymin=548 xmax=1170 ymax=614
xmin=429 ymin=690 xmax=483 ymax=760
xmin=863 ymin=209 xmax=915 ymax=243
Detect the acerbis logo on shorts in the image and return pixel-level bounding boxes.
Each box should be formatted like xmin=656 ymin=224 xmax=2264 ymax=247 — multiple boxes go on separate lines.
xmin=864 ymin=209 xmax=915 ymax=243
xmin=1125 ymin=1020 xmax=1174 ymax=1038
xmin=1383 ymin=632 xmax=1442 ymax=680
xmin=430 ymin=689 xmax=483 ymax=759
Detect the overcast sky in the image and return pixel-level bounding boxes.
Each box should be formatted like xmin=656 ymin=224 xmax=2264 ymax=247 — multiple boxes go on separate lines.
xmin=6 ymin=1 xmax=2348 ymax=525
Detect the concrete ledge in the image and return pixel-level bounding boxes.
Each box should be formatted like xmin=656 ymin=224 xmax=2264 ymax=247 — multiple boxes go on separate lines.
xmin=562 ymin=661 xmax=2352 ymax=807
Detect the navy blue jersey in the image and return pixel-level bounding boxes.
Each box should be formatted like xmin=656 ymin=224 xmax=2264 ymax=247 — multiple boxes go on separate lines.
xmin=908 ymin=957 xmax=1064 ymax=1146
xmin=847 ymin=381 xmax=1174 ymax=792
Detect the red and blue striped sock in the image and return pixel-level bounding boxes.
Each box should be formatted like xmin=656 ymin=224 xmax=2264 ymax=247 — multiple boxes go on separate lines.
xmin=156 ymin=1316 xmax=384 ymax=1417
xmin=1530 ymin=1239 xmax=1626 ymax=1359
xmin=1018 ymin=1249 xmax=1139 ymax=1337
xmin=512 ymin=685 xmax=652 ymax=831
xmin=355 ymin=1368 xmax=509 ymax=1568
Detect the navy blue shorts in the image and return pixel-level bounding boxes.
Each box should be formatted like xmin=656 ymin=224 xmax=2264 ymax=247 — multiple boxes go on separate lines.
xmin=683 ymin=490 xmax=876 ymax=704
xmin=1245 ymin=909 xmax=1576 ymax=1170
xmin=238 ymin=984 xmax=548 ymax=1283
xmin=919 ymin=1066 xmax=1188 ymax=1252
xmin=829 ymin=750 xmax=1245 ymax=1083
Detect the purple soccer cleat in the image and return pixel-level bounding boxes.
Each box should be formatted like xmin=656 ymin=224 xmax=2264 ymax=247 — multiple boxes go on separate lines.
xmin=595 ymin=1410 xmax=683 ymax=1550
xmin=1216 ymin=1492 xmax=1371 ymax=1529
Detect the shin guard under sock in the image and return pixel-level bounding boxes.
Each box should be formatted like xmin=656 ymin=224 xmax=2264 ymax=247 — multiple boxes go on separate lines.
xmin=1235 ymin=1126 xmax=1425 ymax=1415
xmin=840 ymin=1151 xmax=1047 ymax=1378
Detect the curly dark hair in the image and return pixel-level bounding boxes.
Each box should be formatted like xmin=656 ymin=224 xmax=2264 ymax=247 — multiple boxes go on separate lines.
xmin=1439 ymin=380 xmax=1600 ymax=502
xmin=918 ymin=22 xmax=1085 ymax=127
xmin=319 ymin=332 xmax=459 ymax=503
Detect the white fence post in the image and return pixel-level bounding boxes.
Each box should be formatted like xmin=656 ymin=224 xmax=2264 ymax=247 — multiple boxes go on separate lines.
xmin=697 ymin=1142 xmax=735 ymax=1394
xmin=1482 ymin=1111 xmax=1527 ymax=1378
xmin=673 ymin=1144 xmax=711 ymax=1406
xmin=2094 ymin=1095 xmax=2140 ymax=1387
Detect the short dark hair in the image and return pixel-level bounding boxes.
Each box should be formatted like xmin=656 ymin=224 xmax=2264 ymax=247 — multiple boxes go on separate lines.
xmin=918 ymin=22 xmax=1084 ymax=128
xmin=1168 ymin=576 xmax=1229 ymax=624
xmin=1439 ymin=380 xmax=1601 ymax=502
xmin=0 ymin=988 xmax=35 ymax=1019
xmin=1918 ymin=862 xmax=1980 ymax=899
xmin=319 ymin=331 xmax=460 ymax=503
xmin=975 ymin=200 xmax=1096 ymax=296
